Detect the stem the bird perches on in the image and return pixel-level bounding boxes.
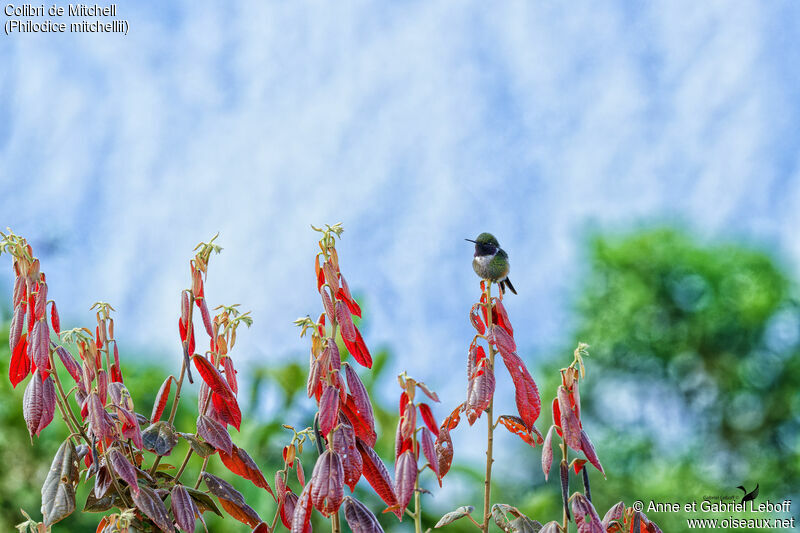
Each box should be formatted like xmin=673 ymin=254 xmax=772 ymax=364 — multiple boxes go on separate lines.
xmin=482 ymin=281 xmax=496 ymax=533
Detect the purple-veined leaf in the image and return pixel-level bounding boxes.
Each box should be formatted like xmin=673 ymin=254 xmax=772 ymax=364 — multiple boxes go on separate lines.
xmin=197 ymin=414 xmax=233 ymax=455
xmin=394 ymin=450 xmax=417 ymax=513
xmin=107 ymin=448 xmax=140 ymax=496
xmin=310 ymin=450 xmax=345 ymax=517
xmin=343 ymin=496 xmax=384 ymax=533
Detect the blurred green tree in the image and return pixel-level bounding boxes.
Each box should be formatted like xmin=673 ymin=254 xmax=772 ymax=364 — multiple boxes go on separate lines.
xmin=566 ymin=227 xmax=800 ymax=531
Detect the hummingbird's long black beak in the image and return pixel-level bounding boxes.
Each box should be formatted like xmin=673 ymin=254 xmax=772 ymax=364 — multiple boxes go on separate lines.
xmin=465 ymin=239 xmax=477 ymax=243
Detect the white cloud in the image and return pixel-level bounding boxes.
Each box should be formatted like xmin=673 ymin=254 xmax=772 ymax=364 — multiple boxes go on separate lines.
xmin=1 ymin=1 xmax=799 ymax=411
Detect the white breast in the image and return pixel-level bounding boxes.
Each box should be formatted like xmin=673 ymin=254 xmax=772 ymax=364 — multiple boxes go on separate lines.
xmin=474 ymin=255 xmax=493 ymax=267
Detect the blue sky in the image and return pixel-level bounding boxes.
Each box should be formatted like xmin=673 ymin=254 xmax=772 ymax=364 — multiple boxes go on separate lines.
xmin=2 ymin=1 xmax=800 ymax=420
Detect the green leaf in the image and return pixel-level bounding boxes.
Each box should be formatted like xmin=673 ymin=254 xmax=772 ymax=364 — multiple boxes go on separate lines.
xmin=41 ymin=439 xmax=79 ymax=527
xmin=491 ymin=504 xmax=542 ymax=533
xmin=184 ymin=486 xmax=223 ymax=517
xmin=142 ymin=421 xmax=179 ymax=456
xmin=435 ymin=505 xmax=474 ymax=528
xmin=178 ymin=432 xmax=217 ymax=458
xmin=83 ymin=490 xmax=122 ymax=513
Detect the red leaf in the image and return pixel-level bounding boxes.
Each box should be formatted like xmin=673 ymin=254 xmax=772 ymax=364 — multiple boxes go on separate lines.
xmin=9 ymin=303 xmax=25 ymax=354
xmin=420 ymin=428 xmax=439 ymax=479
xmin=580 ymin=429 xmax=604 ymax=476
xmin=571 ymin=493 xmax=604 ymax=533
xmin=193 ymin=354 xmax=232 ymax=398
xmin=336 ymin=287 xmax=362 ymax=318
xmin=110 ymin=364 xmax=122 ymax=384
xmin=203 ymin=472 xmax=262 ymax=528
xmin=12 ymin=275 xmax=25 ymax=306
xmin=97 ymin=369 xmax=108 ymax=405
xmin=191 ymin=268 xmax=204 ymax=297
xmin=558 ymin=386 xmax=582 ymax=452
xmin=601 ymin=502 xmax=625 ymax=531
xmin=198 ymin=298 xmax=213 ymax=338
xmin=218 ymin=392 xmax=248 ymax=427
xmin=310 ymin=450 xmax=345 ymax=517
xmin=171 ymin=485 xmax=199 ymax=533
xmin=275 ymin=473 xmax=287 ymax=499
xmin=220 ymin=444 xmax=275 ymax=498
xmin=9 ymin=331 xmax=30 ymax=387
xmin=343 ymin=496 xmax=384 ymax=533
xmin=317 ymin=260 xmax=325 ymax=292
xmin=398 ymin=392 xmax=409 ymax=415
xmin=291 ymin=482 xmax=314 ymax=533
xmin=132 ymin=486 xmax=175 ymax=532
xmin=355 ymin=438 xmax=398 ymax=516
xmin=572 ymin=459 xmax=588 ymax=474
xmin=417 ymin=381 xmax=439 ymax=403
xmin=323 ymin=261 xmax=339 ymax=291
xmin=498 ymin=351 xmax=541 ymax=429
xmin=281 ymin=490 xmax=299 ymax=530
xmin=319 ymin=384 xmax=340 ymax=437
xmin=493 ymin=300 xmax=513 ymax=336
xmin=55 ymin=346 xmax=81 ymax=384
xmin=469 ymin=304 xmax=485 ymax=334
xmin=222 ymin=356 xmax=238 ymax=394
xmin=434 ymin=427 xmax=454 ymax=484
xmin=490 ymin=325 xmax=517 ymax=357
xmin=197 ymin=414 xmax=233 ymax=455
xmin=297 ymin=457 xmax=306 ymax=487
xmin=497 ymin=414 xmax=541 ymax=447
xmin=349 ymin=327 xmax=373 ymax=368
xmin=344 ymin=365 xmax=375 ymax=442
xmin=333 ymin=423 xmax=362 ymax=491
xmin=466 ymin=358 xmax=494 ymax=425
xmin=400 ymin=401 xmax=416 ymax=440
xmin=49 ymin=301 xmax=60 ymax=336
xmin=151 ymin=377 xmax=172 ymax=423
xmin=87 ymin=391 xmax=115 ymax=440
xmin=442 ymin=403 xmax=464 ymax=431
xmin=29 ymin=319 xmax=51 ymax=379
xmin=94 ymin=464 xmax=112 ymax=498
xmin=339 ymin=276 xmax=362 ymax=318
xmin=341 ymin=396 xmax=377 ymax=447
xmin=394 ymin=450 xmax=417 ymax=513
xmin=27 ymin=292 xmax=35 ymax=331
xmin=336 ymin=302 xmax=356 ymax=342
xmin=178 ymin=316 xmax=187 ymax=342
xmin=418 ymin=403 xmax=438 ymax=436
xmin=33 ymin=282 xmax=47 ymax=320
xmin=552 ymin=397 xmax=563 ymax=436
xmin=322 ymin=288 xmax=336 ymax=320
xmin=327 ymin=341 xmax=341 ymax=371
xmin=23 ymin=369 xmax=55 ymax=437
xmin=542 ymin=425 xmax=554 ymax=480
xmin=107 ymin=448 xmax=140 ymax=496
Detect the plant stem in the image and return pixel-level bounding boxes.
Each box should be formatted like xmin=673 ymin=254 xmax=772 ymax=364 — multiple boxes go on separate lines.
xmin=150 ymin=292 xmax=195 ymax=476
xmin=412 ymin=429 xmax=423 ymax=533
xmin=561 ymin=440 xmax=569 ymax=533
xmin=482 ymin=282 xmax=496 ymax=533
xmin=270 ymin=460 xmax=291 ymax=530
xmin=102 ymin=446 xmax=133 ymax=509
xmin=49 ymin=349 xmax=89 ymax=444
xmin=194 ymin=456 xmax=210 ymax=489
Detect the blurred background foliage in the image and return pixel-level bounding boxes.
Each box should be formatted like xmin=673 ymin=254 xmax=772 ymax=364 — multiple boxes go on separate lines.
xmin=1 ymin=226 xmax=798 ymax=532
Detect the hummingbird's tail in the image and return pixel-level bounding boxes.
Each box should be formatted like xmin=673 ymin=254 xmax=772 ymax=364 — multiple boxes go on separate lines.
xmin=500 ymin=278 xmax=517 ymax=295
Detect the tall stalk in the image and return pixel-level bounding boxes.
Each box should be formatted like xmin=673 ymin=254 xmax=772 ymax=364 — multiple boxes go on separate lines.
xmin=482 ymin=282 xmax=496 ymax=533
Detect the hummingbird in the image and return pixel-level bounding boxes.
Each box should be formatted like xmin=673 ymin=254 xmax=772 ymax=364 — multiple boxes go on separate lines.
xmin=466 ymin=233 xmax=517 ymax=295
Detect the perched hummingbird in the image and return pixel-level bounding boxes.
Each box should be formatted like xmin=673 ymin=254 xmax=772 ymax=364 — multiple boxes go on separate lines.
xmin=466 ymin=233 xmax=517 ymax=295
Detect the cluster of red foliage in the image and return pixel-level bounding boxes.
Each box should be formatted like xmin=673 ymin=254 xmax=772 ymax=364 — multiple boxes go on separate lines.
xmin=4 ymin=227 xmax=664 ymax=533
xmin=3 ymin=231 xmax=276 ymax=533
